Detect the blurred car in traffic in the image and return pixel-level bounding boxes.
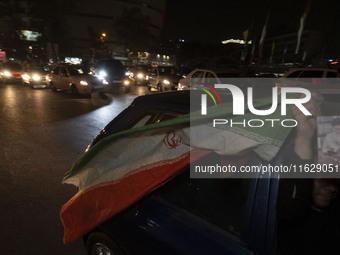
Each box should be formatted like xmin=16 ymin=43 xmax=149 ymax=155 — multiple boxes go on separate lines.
xmin=95 ymin=59 xmax=131 ymax=93
xmin=0 ymin=61 xmax=22 ymax=84
xmin=276 ymin=67 xmax=340 ymax=93
xmin=177 ymin=68 xmax=242 ymax=90
xmin=62 ymin=90 xmax=340 ymax=255
xmin=147 ymin=66 xmax=182 ymax=91
xmin=128 ymin=65 xmax=150 ymax=85
xmin=283 ymin=67 xmax=339 ymax=78
xmin=49 ymin=64 xmax=103 ymax=95
xmin=21 ymin=65 xmax=51 ymax=89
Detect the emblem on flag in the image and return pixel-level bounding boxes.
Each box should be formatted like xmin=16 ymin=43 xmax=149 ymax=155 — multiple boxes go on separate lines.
xmin=163 ymin=130 xmax=182 ymax=149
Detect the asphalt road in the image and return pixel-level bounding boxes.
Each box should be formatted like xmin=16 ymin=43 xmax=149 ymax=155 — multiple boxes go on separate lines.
xmin=0 ymin=82 xmax=149 ymax=255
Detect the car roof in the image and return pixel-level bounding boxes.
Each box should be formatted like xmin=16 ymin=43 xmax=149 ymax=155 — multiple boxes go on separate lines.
xmin=2 ymin=61 xmax=22 ymax=69
xmin=191 ymin=68 xmax=215 ymax=72
xmin=191 ymin=68 xmax=242 ymax=74
xmin=132 ymin=90 xmax=191 ymax=106
xmin=130 ymin=90 xmax=228 ymax=113
xmin=287 ymin=67 xmax=338 ymax=72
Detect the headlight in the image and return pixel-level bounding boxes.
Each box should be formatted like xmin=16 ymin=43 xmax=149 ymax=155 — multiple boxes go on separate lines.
xmin=4 ymin=71 xmax=12 ymax=77
xmin=178 ymin=82 xmax=183 ymax=90
xmin=102 ymin=79 xmax=109 ymax=85
xmin=32 ymin=74 xmax=41 ymax=81
xmin=125 ymin=71 xmax=130 ymax=76
xmin=80 ymin=80 xmax=88 ymax=86
xmin=146 ymin=75 xmax=149 ymax=80
xmin=163 ymin=79 xmax=170 ymax=85
xmin=22 ymin=74 xmax=30 ymax=81
xmin=137 ymin=73 xmax=144 ymax=79
xmin=98 ymin=71 xmax=107 ymax=78
xmin=123 ymin=80 xmax=130 ymax=85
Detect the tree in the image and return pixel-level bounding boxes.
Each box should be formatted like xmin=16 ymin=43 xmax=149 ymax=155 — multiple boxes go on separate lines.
xmin=30 ymin=0 xmax=76 ymax=60
xmin=113 ymin=7 xmax=155 ymax=53
xmin=87 ymin=26 xmax=110 ymax=59
xmin=0 ymin=1 xmax=26 ymax=59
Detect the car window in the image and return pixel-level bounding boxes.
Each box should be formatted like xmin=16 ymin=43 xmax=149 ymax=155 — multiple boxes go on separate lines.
xmin=69 ymin=67 xmax=85 ymax=75
xmin=206 ymin=72 xmax=216 ymax=79
xmin=150 ymin=68 xmax=157 ymax=76
xmin=131 ymin=115 xmax=153 ymax=128
xmin=53 ymin=66 xmax=61 ymax=74
xmin=125 ymin=110 xmax=184 ymax=129
xmin=61 ymin=67 xmax=68 ymax=75
xmin=216 ymin=72 xmax=241 ymax=78
xmin=154 ymin=112 xmax=182 ymax=123
xmin=30 ymin=66 xmax=50 ymax=73
xmin=286 ymin=70 xmax=301 ymax=78
xmin=157 ymin=167 xmax=251 ymax=237
xmin=299 ymin=70 xmax=324 ymax=78
xmin=3 ymin=62 xmax=22 ymax=70
xmin=159 ymin=67 xmax=179 ymax=76
xmin=96 ymin=59 xmax=125 ymax=74
xmin=191 ymin=71 xmax=204 ymax=79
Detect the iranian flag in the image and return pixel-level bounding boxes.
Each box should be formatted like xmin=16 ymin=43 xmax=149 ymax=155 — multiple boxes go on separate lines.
xmin=60 ymin=97 xmax=294 ymax=243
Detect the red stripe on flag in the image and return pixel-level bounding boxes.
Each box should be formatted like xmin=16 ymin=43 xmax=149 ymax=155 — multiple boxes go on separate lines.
xmin=60 ymin=148 xmax=211 ymax=243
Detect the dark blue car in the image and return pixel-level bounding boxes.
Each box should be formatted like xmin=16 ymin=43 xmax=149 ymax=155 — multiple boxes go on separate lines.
xmin=72 ymin=91 xmax=340 ymax=255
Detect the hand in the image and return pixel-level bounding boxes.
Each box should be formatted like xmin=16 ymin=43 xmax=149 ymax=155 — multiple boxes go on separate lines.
xmin=293 ymin=92 xmax=323 ymax=160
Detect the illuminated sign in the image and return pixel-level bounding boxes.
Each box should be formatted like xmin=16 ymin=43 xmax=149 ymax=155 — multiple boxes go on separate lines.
xmin=221 ymin=39 xmax=252 ymax=45
xmin=0 ymin=51 xmax=6 ymax=61
xmin=18 ymin=30 xmax=42 ymax=41
xmin=65 ymin=57 xmax=82 ymax=65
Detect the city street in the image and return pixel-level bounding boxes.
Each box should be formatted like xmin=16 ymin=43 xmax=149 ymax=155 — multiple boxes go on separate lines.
xmin=0 ymin=83 xmax=149 ymax=254
xmin=0 ymin=81 xmax=272 ymax=254
xmin=0 ymin=0 xmax=338 ymax=253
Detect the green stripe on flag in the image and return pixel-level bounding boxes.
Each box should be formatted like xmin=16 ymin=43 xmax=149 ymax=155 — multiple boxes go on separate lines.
xmin=63 ymin=95 xmax=297 ymax=181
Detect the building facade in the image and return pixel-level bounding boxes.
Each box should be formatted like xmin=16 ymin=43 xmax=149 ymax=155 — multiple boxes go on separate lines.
xmin=0 ymin=0 xmax=167 ymax=65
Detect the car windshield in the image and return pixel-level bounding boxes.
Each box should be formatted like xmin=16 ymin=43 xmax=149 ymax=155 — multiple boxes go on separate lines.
xmin=30 ymin=66 xmax=50 ymax=73
xmin=68 ymin=66 xmax=86 ymax=75
xmin=134 ymin=65 xmax=149 ymax=71
xmin=216 ymin=72 xmax=241 ymax=78
xmin=96 ymin=60 xmax=125 ymax=74
xmin=159 ymin=67 xmax=180 ymax=76
xmin=3 ymin=62 xmax=22 ymax=70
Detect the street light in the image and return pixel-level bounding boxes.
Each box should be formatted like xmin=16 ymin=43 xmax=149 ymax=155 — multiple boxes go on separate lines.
xmin=100 ymin=33 xmax=106 ymax=42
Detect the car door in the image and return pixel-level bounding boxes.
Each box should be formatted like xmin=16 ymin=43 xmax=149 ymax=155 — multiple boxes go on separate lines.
xmin=190 ymin=70 xmax=205 ymax=88
xmin=59 ymin=66 xmax=71 ymax=90
xmin=148 ymin=67 xmax=158 ymax=88
xmin=322 ymin=70 xmax=340 ymax=93
xmin=279 ymin=69 xmax=303 ymax=88
xmin=51 ymin=66 xmax=62 ymax=89
xmin=205 ymin=71 xmax=220 ymax=86
xmin=106 ymin=163 xmax=276 ymax=255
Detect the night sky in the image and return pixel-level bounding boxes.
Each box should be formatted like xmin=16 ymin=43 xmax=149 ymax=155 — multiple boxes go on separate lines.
xmin=163 ymin=0 xmax=339 ymax=44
